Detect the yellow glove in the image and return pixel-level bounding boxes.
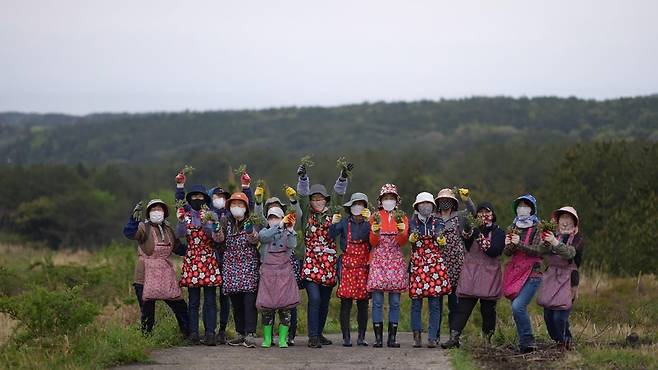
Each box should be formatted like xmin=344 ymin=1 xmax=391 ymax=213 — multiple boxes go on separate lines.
xmin=458 ymin=188 xmax=470 ymax=201
xmin=285 ymin=186 xmax=297 ymax=200
xmin=254 ymin=186 xmax=265 ymax=203
xmin=437 ymin=235 xmax=447 ymax=246
xmin=371 ymin=223 xmax=380 ymax=233
xmin=409 ymin=232 xmax=419 ymax=244
xmin=332 ymin=213 xmax=342 ymax=224
xmin=396 ymin=222 xmax=406 ymax=233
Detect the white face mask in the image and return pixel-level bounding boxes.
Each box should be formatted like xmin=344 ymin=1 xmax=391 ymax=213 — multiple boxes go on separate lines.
xmin=268 ymin=218 xmax=282 ymax=228
xmin=350 ymin=204 xmax=364 ymax=216
xmin=516 ymin=205 xmax=532 ymax=217
xmin=213 ymin=198 xmax=226 ymax=209
xmin=382 ymin=199 xmax=397 ymax=212
xmin=149 ymin=211 xmax=165 ymax=224
xmin=230 ymin=206 xmax=246 ymax=219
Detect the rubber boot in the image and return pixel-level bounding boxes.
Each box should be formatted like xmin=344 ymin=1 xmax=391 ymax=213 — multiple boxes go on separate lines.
xmin=387 ymin=322 xmax=400 ymax=348
xmin=413 ymin=331 xmax=422 ymax=348
xmin=261 ymin=325 xmax=273 ymax=348
xmin=441 ymin=330 xmax=461 ymax=349
xmin=278 ymin=325 xmax=289 ymax=348
xmin=357 ymin=326 xmax=369 ymax=346
xmin=373 ymin=322 xmax=384 ymax=348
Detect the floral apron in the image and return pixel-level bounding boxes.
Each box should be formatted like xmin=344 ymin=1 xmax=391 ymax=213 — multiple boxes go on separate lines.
xmin=302 ymin=212 xmax=337 ymax=287
xmin=337 ymin=222 xmax=370 ymax=300
xmin=180 ymin=212 xmax=221 ymax=288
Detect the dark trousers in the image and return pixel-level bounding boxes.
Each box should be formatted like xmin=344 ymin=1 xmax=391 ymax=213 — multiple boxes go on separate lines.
xmin=340 ymin=298 xmax=369 ymax=333
xmin=451 ymin=296 xmax=497 ymax=335
xmin=188 ymin=286 xmax=217 ymax=336
xmin=306 ymin=282 xmax=333 ymax=337
xmin=133 ymin=283 xmax=189 ymax=336
xmin=438 ymin=291 xmax=458 ymax=337
xmin=219 ymin=286 xmax=231 ymax=331
xmin=230 ymin=292 xmax=258 ymax=335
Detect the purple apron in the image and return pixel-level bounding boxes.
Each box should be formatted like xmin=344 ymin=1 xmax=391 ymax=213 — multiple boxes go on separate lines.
xmin=537 ymin=252 xmax=577 ymax=310
xmin=256 ymin=235 xmax=300 ymax=310
xmin=457 ymin=231 xmax=502 ymax=300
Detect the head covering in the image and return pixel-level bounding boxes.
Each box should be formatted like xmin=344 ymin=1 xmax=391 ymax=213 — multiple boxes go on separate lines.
xmin=512 ymin=194 xmax=539 ymax=227
xmin=413 ymin=192 xmax=436 ymax=211
xmin=265 ymin=197 xmax=287 ymax=213
xmin=551 ymin=206 xmax=579 ymax=227
xmin=186 ymin=184 xmax=211 ymax=205
xmin=435 ymin=188 xmax=458 ymax=211
xmin=146 ymin=199 xmax=169 ymax=218
xmin=343 ymin=192 xmax=369 ymax=208
xmin=208 ymin=186 xmax=230 ymax=199
xmin=378 ymin=183 xmax=401 ymax=205
xmin=267 ymin=207 xmax=285 ymax=219
xmin=309 ymin=184 xmax=331 ymax=201
xmin=227 ymin=192 xmax=250 ymax=215
xmin=476 ymin=201 xmax=497 ymax=223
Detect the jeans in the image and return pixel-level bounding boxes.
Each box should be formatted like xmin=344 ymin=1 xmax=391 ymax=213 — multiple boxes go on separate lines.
xmin=187 ymin=286 xmax=217 ymax=336
xmin=133 ymin=283 xmax=189 ymax=336
xmin=306 ymin=282 xmax=333 ymax=337
xmin=451 ymin=297 xmax=497 ymax=335
xmin=411 ymin=297 xmax=441 ymax=340
xmin=544 ymin=308 xmax=572 ymax=343
xmin=511 ymin=277 xmax=541 ymax=348
xmin=230 ymin=292 xmax=258 ymax=335
xmin=371 ymin=291 xmax=401 ymax=323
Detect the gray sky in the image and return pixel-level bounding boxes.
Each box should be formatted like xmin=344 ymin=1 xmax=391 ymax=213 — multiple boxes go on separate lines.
xmin=1 ymin=0 xmax=657 ymax=114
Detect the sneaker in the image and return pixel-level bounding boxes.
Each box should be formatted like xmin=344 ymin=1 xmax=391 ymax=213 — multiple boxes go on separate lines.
xmin=203 ymin=332 xmax=217 ymax=346
xmin=319 ymin=335 xmax=333 ymax=345
xmin=243 ymin=333 xmax=257 ymax=348
xmin=228 ymin=335 xmax=245 ymax=346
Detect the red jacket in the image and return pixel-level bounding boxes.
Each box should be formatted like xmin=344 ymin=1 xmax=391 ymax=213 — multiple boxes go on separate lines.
xmin=369 ymin=209 xmax=409 ymax=247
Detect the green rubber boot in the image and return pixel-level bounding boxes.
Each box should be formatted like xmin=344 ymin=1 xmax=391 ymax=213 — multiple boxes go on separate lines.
xmin=278 ymin=325 xmax=289 ymax=348
xmin=261 ymin=325 xmax=273 ymax=348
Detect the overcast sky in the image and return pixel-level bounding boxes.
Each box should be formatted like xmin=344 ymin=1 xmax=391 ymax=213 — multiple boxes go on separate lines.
xmin=1 ymin=0 xmax=657 ymax=114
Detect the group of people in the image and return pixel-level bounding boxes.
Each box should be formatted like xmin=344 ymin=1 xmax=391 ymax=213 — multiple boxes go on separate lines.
xmin=123 ymin=161 xmax=584 ymax=353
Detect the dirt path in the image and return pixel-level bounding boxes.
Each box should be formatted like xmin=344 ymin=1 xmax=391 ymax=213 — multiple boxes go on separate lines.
xmin=116 ymin=332 xmax=453 ymax=370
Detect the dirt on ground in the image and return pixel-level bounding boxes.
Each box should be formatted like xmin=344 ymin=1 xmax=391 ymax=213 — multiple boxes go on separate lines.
xmin=115 ymin=332 xmax=453 ymax=370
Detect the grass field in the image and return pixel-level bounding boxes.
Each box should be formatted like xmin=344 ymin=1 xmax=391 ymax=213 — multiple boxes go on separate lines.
xmin=0 ymin=243 xmax=655 ymax=369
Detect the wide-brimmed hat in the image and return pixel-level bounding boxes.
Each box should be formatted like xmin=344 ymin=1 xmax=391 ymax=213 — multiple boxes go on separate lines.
xmin=413 ymin=192 xmax=436 ymax=211
xmin=186 ymin=184 xmax=211 ymax=205
xmin=146 ymin=199 xmax=169 ymax=218
xmin=552 ymin=206 xmax=579 ymax=226
xmin=343 ymin=192 xmax=369 ymax=208
xmin=309 ymin=184 xmax=331 ymax=201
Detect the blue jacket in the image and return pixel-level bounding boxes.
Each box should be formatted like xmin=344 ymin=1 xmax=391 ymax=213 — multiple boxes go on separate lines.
xmin=328 ymin=215 xmax=371 ymax=252
xmin=408 ymin=214 xmax=445 ymax=238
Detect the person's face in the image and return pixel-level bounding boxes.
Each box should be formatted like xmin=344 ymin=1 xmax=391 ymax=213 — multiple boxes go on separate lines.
xmin=212 ymin=194 xmax=226 ymax=201
xmin=477 ymin=208 xmax=493 ymax=226
xmin=558 ymin=213 xmax=576 ymax=233
xmin=310 ymin=194 xmax=327 ymax=211
xmin=191 ymin=194 xmax=205 ymax=201
xmin=150 ymin=205 xmax=164 ymax=213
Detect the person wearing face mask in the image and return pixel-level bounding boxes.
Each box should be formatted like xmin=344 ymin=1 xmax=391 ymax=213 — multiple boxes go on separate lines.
xmin=215 ymin=192 xmax=261 ymax=348
xmin=408 ymin=192 xmax=451 ymax=348
xmin=502 ymin=194 xmax=550 ymax=353
xmin=175 ymin=185 xmax=222 ymax=346
xmin=328 ymin=192 xmax=372 ymax=347
xmin=537 ymin=206 xmax=583 ymax=350
xmin=256 ymin=207 xmax=300 ymax=348
xmin=367 ymin=184 xmax=409 ymax=348
xmin=441 ymin=202 xmax=505 ymax=349
xmin=123 ymin=199 xmax=190 ymax=338
xmin=433 ymin=187 xmax=476 ymax=342
xmin=175 ymin=170 xmax=255 ymax=344
xmin=296 ymin=161 xmax=351 ymax=348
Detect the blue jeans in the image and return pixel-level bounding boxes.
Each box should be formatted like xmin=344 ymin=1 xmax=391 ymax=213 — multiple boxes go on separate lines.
xmin=411 ymin=297 xmax=441 ymax=340
xmin=371 ymin=291 xmax=401 ymax=323
xmin=188 ymin=286 xmax=217 ymax=335
xmin=544 ymin=308 xmax=572 ymax=343
xmin=306 ymin=282 xmax=333 ymax=337
xmin=511 ymin=277 xmax=541 ymax=348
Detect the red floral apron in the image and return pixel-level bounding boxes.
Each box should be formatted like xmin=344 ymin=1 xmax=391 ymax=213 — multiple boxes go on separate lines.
xmin=502 ymin=227 xmax=540 ymax=300
xmin=409 ymin=235 xmax=451 ymax=299
xmin=180 ymin=212 xmax=222 ymax=288
xmin=142 ymin=228 xmax=183 ymax=301
xmin=302 ymin=212 xmax=337 ymax=287
xmin=367 ymin=233 xmax=408 ymax=293
xmin=337 ymin=222 xmax=370 ymax=300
